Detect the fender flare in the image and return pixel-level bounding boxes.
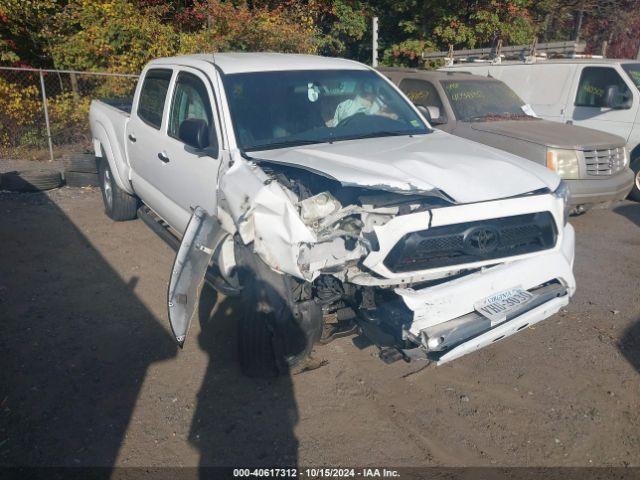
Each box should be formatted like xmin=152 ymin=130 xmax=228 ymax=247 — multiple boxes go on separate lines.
xmin=92 ymin=122 xmax=134 ymax=195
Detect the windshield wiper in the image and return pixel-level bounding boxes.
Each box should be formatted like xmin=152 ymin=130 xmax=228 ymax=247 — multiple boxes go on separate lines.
xmin=245 ymin=139 xmax=326 ymax=152
xmin=333 ymin=131 xmax=421 ymax=142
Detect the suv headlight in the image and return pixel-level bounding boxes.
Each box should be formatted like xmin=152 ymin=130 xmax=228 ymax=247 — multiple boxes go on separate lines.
xmin=622 ymin=146 xmax=630 ymax=167
xmin=553 ymin=180 xmax=571 ymax=226
xmin=546 ymin=148 xmax=580 ymax=179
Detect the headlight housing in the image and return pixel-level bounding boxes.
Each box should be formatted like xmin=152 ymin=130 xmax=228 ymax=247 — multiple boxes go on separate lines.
xmin=553 ymin=179 xmax=571 ymax=226
xmin=546 ymin=148 xmax=580 ymax=179
xmin=622 ymin=146 xmax=630 ymax=167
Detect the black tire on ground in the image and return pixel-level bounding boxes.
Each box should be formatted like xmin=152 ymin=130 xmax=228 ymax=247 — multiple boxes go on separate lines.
xmin=628 ymin=158 xmax=640 ymax=202
xmin=0 ymin=170 xmax=63 ymax=192
xmin=236 ymin=243 xmax=322 ymax=378
xmin=64 ymin=171 xmax=100 ymax=187
xmin=97 ymin=157 xmax=138 ymax=221
xmin=66 ymin=153 xmax=98 ymax=173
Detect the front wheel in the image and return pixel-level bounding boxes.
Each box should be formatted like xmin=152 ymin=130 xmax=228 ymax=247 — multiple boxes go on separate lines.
xmin=236 ymin=244 xmax=322 ymax=378
xmin=629 ymin=158 xmax=640 ymax=202
xmin=98 ymin=157 xmax=138 ymax=221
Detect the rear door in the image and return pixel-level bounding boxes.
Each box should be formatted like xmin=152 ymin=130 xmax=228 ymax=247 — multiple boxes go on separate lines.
xmin=126 ymin=68 xmax=175 ymax=222
xmin=565 ymin=65 xmax=638 ymax=141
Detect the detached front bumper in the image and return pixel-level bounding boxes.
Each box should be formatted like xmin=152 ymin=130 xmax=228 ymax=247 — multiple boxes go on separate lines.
xmin=394 ymin=223 xmax=576 ymax=364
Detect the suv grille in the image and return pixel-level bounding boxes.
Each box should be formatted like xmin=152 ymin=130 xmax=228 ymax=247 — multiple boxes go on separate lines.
xmin=384 ymin=212 xmax=557 ymax=273
xmin=583 ymin=147 xmax=625 ymax=176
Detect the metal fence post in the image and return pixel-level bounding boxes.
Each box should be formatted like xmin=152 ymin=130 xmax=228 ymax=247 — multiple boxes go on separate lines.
xmin=39 ymin=69 xmax=55 ymax=162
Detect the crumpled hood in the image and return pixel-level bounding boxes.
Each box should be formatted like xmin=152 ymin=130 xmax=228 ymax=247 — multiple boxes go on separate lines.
xmin=249 ymin=131 xmax=560 ymax=204
xmin=470 ymin=119 xmax=626 ymax=149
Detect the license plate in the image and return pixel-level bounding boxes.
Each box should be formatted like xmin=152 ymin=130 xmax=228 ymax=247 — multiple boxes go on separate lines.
xmin=474 ymin=287 xmax=537 ymax=326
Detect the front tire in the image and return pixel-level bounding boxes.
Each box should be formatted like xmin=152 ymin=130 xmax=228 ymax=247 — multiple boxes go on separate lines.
xmin=98 ymin=157 xmax=138 ymax=221
xmin=235 ymin=244 xmax=322 ymax=378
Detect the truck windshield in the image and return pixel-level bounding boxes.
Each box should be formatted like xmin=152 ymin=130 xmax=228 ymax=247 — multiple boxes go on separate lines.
xmin=441 ymin=80 xmax=534 ymax=122
xmin=622 ymin=63 xmax=640 ymax=90
xmin=222 ymin=69 xmax=429 ymax=152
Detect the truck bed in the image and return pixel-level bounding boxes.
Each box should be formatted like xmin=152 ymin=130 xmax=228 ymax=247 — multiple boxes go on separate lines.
xmin=100 ymin=97 xmax=134 ymax=114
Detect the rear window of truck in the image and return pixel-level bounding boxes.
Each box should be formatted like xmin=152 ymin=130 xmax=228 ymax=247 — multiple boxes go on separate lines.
xmin=137 ymin=69 xmax=172 ymax=129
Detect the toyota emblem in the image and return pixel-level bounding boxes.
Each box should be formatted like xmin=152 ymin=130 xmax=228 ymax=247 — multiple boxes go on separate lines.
xmin=464 ymin=226 xmax=499 ymax=255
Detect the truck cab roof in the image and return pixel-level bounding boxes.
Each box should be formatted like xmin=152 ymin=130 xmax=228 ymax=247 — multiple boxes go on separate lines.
xmin=148 ymin=52 xmax=369 ymax=74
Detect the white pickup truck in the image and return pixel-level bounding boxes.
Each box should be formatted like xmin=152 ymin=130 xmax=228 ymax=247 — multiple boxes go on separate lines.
xmin=89 ymin=53 xmax=576 ymax=377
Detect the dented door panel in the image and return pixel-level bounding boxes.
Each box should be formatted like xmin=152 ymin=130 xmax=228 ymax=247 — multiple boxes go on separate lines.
xmin=168 ymin=206 xmax=224 ymax=347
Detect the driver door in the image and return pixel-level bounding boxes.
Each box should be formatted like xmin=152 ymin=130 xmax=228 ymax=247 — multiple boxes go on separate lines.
xmin=566 ymin=66 xmax=638 ymax=141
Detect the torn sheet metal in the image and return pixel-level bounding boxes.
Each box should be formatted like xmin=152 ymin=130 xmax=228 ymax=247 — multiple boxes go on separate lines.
xmin=219 ymin=158 xmax=316 ymax=279
xmin=298 ymin=238 xmax=366 ymax=275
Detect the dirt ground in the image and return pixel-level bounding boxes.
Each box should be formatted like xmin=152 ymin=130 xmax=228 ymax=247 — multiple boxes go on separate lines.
xmin=1 ymin=177 xmax=640 ymax=470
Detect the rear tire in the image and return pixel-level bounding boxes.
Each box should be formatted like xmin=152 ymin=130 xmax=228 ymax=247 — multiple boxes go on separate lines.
xmin=98 ymin=157 xmax=137 ymax=221
xmin=629 ymin=158 xmax=640 ymax=202
xmin=66 ymin=153 xmax=98 ymax=174
xmin=1 ymin=170 xmax=63 ymax=192
xmin=64 ymin=171 xmax=100 ymax=187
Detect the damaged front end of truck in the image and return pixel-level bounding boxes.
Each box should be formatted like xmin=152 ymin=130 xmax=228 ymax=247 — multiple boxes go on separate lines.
xmin=168 ymin=147 xmax=576 ymax=376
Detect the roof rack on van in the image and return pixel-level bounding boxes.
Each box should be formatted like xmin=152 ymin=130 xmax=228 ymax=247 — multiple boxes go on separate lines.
xmin=424 ymin=39 xmax=587 ymax=66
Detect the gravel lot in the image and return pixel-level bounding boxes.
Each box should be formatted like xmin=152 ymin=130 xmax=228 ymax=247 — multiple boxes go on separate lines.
xmin=1 ymin=181 xmax=639 ymax=469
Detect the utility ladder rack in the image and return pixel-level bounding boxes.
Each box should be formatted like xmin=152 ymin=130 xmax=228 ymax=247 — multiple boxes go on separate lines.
xmin=422 ymin=39 xmax=595 ymax=66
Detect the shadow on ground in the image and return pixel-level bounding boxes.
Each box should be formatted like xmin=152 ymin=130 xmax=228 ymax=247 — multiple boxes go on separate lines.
xmin=613 ymin=202 xmax=640 ymax=228
xmin=0 ymin=189 xmax=299 ymax=472
xmin=190 ymin=284 xmax=299 ymax=469
xmin=619 ymin=319 xmax=640 ymax=375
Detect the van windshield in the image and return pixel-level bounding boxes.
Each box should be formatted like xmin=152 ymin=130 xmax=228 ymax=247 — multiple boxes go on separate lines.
xmin=622 ymin=63 xmax=640 ymax=90
xmin=222 ymin=69 xmax=429 ymax=152
xmin=440 ymin=80 xmax=535 ymax=122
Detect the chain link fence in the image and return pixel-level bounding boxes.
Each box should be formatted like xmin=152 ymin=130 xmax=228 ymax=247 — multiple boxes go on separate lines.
xmin=0 ymin=67 xmax=139 ymax=162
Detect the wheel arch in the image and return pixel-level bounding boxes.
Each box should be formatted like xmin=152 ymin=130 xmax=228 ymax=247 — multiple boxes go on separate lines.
xmin=91 ymin=122 xmax=134 ymax=195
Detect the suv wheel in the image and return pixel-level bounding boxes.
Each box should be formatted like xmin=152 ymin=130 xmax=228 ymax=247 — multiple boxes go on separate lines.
xmin=629 ymin=158 xmax=640 ymax=202
xmin=98 ymin=157 xmax=138 ymax=221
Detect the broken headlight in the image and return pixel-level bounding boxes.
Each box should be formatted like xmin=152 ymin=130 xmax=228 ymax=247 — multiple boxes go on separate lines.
xmin=546 ymin=148 xmax=580 ymax=179
xmin=553 ymin=180 xmax=571 ymax=226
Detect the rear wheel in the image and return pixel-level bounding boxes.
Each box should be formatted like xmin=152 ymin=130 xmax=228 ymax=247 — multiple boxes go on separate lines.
xmin=98 ymin=157 xmax=138 ymax=221
xmin=629 ymin=158 xmax=640 ymax=202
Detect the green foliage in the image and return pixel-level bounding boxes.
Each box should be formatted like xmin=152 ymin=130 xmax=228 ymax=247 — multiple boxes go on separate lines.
xmin=178 ymin=0 xmax=319 ymax=54
xmin=48 ymin=0 xmax=180 ymax=73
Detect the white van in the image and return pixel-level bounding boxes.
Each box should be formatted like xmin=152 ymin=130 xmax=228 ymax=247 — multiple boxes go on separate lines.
xmin=443 ymin=59 xmax=640 ymax=199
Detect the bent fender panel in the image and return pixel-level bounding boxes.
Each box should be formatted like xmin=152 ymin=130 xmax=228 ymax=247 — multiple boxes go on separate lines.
xmin=219 ymin=158 xmax=316 ymax=279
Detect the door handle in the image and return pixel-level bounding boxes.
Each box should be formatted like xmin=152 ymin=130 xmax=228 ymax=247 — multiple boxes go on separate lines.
xmin=158 ymin=151 xmax=170 ymax=163
xmin=128 ymin=133 xmax=136 ymax=142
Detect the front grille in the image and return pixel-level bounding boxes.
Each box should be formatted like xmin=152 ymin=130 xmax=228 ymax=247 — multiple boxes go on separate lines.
xmin=583 ymin=147 xmax=625 ymax=176
xmin=384 ymin=212 xmax=557 ymax=273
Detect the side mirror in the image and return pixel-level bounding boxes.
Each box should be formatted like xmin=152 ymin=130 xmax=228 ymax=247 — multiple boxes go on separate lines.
xmin=417 ymin=105 xmax=446 ymax=125
xmin=178 ymin=118 xmax=210 ymax=150
xmin=604 ymin=85 xmax=632 ymax=109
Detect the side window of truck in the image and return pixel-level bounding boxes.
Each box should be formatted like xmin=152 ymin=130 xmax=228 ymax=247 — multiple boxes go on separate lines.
xmin=575 ymin=67 xmax=631 ymax=108
xmin=398 ymin=78 xmax=444 ymax=111
xmin=168 ymin=72 xmax=213 ymax=140
xmin=137 ymin=69 xmax=173 ymax=129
